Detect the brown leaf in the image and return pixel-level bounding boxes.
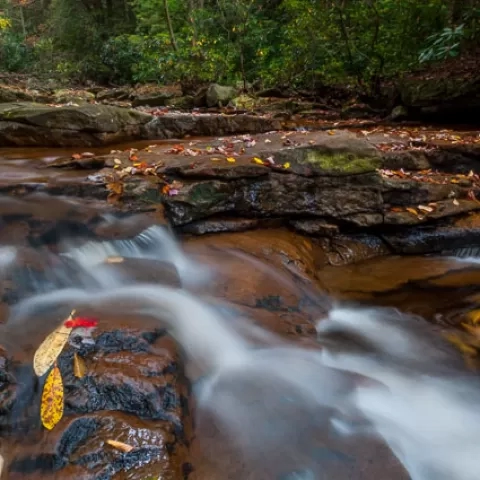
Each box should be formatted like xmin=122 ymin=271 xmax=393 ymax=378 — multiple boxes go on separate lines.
xmin=73 ymin=353 xmax=86 ymax=379
xmin=406 ymin=207 xmax=419 ymax=216
xmin=41 ymin=364 xmax=64 ymax=430
xmin=106 ymin=440 xmax=134 ymax=453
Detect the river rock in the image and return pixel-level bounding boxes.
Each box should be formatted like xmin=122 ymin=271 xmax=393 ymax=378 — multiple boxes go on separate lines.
xmin=54 ymin=89 xmax=95 ymax=105
xmin=143 ymin=113 xmax=281 ymax=139
xmin=0 ymin=102 xmax=152 ymax=147
xmin=206 ymin=84 xmax=237 ymax=108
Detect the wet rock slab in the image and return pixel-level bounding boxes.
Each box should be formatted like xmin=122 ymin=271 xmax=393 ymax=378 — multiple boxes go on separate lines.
xmin=1 ymin=320 xmax=192 ymax=480
xmin=0 ymin=102 xmax=280 ymax=147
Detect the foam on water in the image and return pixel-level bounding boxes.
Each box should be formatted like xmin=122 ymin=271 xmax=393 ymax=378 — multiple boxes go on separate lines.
xmin=3 ymin=223 xmax=480 ymax=479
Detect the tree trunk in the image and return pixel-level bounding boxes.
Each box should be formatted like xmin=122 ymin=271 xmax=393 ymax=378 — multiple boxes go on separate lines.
xmin=163 ymin=0 xmax=178 ymax=52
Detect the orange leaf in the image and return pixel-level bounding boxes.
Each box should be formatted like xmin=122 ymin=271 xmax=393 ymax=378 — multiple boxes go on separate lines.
xmin=106 ymin=182 xmax=123 ymax=195
xmin=41 ymin=364 xmax=64 ymax=430
xmin=106 ymin=440 xmax=134 ymax=453
xmin=406 ymin=207 xmax=419 ymax=216
xmin=71 ymin=153 xmax=82 ymax=160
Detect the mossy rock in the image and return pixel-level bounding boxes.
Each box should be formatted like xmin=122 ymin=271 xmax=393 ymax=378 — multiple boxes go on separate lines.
xmin=299 ymin=150 xmax=381 ymax=175
xmin=400 ymin=76 xmax=480 ymax=107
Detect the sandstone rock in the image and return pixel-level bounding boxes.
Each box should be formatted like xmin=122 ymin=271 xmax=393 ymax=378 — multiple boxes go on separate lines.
xmin=132 ymin=92 xmax=174 ymax=107
xmin=96 ymin=88 xmax=131 ymax=102
xmin=166 ymin=95 xmax=195 ymax=110
xmin=143 ymin=113 xmax=281 ymax=139
xmin=0 ymin=102 xmax=152 ymax=147
xmin=54 ymin=89 xmax=95 ymax=104
xmin=206 ymin=84 xmax=237 ymax=108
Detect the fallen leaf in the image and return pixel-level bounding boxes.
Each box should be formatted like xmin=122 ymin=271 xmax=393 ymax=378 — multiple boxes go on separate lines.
xmin=41 ymin=364 xmax=64 ymax=430
xmin=64 ymin=317 xmax=98 ymax=329
xmin=226 ymin=157 xmax=236 ymax=163
xmin=106 ymin=182 xmax=123 ymax=196
xmin=71 ymin=153 xmax=82 ymax=160
xmin=327 ymin=130 xmax=335 ymax=135
xmin=81 ymin=152 xmax=95 ymax=158
xmin=406 ymin=207 xmax=419 ymax=216
xmin=113 ymin=158 xmax=122 ymax=165
xmin=73 ymin=353 xmax=86 ymax=379
xmin=252 ymin=157 xmax=265 ymax=165
xmin=283 ymin=162 xmax=290 ymax=169
xmin=211 ymin=157 xmax=221 ymax=162
xmin=106 ymin=440 xmax=134 ymax=453
xmin=106 ymin=256 xmax=124 ymax=263
xmin=453 ymin=198 xmax=460 ymax=206
xmin=34 ymin=311 xmax=75 ymax=377
xmin=418 ymin=205 xmax=434 ymax=213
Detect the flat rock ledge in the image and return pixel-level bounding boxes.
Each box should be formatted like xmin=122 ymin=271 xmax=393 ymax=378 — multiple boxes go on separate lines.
xmin=14 ymin=129 xmax=473 ymax=257
xmin=0 ymin=102 xmax=280 ymax=147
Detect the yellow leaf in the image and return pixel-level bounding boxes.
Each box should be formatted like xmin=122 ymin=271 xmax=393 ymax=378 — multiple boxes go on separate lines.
xmin=106 ymin=440 xmax=134 ymax=453
xmin=226 ymin=157 xmax=236 ymax=163
xmin=283 ymin=162 xmax=290 ymax=169
xmin=327 ymin=130 xmax=335 ymax=135
xmin=73 ymin=353 xmax=86 ymax=379
xmin=34 ymin=311 xmax=75 ymax=377
xmin=466 ymin=309 xmax=480 ymax=325
xmin=41 ymin=364 xmax=64 ymax=430
xmin=252 ymin=157 xmax=264 ymax=165
xmin=406 ymin=207 xmax=419 ymax=216
xmin=211 ymin=157 xmax=221 ymax=162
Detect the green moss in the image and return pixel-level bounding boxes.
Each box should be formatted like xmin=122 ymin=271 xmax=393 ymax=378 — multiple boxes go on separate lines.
xmin=300 ymin=150 xmax=381 ymax=174
xmin=189 ymin=182 xmax=229 ymax=206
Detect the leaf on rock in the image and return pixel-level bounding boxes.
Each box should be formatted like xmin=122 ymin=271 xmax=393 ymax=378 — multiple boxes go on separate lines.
xmin=418 ymin=205 xmax=434 ymax=213
xmin=73 ymin=353 xmax=86 ymax=379
xmin=226 ymin=157 xmax=236 ymax=163
xmin=252 ymin=157 xmax=264 ymax=165
xmin=283 ymin=162 xmax=290 ymax=169
xmin=106 ymin=182 xmax=123 ymax=195
xmin=34 ymin=311 xmax=75 ymax=377
xmin=106 ymin=440 xmax=134 ymax=453
xmin=41 ymin=364 xmax=64 ymax=430
xmin=406 ymin=207 xmax=419 ymax=216
xmin=71 ymin=153 xmax=82 ymax=160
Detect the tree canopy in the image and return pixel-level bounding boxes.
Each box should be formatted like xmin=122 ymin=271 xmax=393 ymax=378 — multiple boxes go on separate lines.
xmin=0 ymin=0 xmax=478 ymax=88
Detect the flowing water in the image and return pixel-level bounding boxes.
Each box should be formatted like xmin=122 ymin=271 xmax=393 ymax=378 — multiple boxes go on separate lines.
xmin=1 ymin=145 xmax=480 ymax=479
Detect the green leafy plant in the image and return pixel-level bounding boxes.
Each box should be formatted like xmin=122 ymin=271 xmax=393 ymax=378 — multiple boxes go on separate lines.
xmin=419 ymin=24 xmax=465 ymax=63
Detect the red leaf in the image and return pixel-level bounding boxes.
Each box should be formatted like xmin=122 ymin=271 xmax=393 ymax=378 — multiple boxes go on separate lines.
xmin=64 ymin=318 xmax=98 ymax=329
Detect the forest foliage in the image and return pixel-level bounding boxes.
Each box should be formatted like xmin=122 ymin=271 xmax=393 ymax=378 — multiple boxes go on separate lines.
xmin=0 ymin=0 xmax=478 ymax=88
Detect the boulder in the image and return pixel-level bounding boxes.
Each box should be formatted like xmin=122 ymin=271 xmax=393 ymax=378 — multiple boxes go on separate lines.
xmin=96 ymin=88 xmax=131 ymax=103
xmin=166 ymin=95 xmax=195 ymax=110
xmin=206 ymin=84 xmax=237 ymax=108
xmin=143 ymin=113 xmax=281 ymax=139
xmin=0 ymin=102 xmax=152 ymax=147
xmin=132 ymin=92 xmax=174 ymax=107
xmin=53 ymin=89 xmax=96 ymax=104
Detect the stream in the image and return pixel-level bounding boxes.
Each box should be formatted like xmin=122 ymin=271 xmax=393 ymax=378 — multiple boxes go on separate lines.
xmin=1 ymin=145 xmax=480 ymax=480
